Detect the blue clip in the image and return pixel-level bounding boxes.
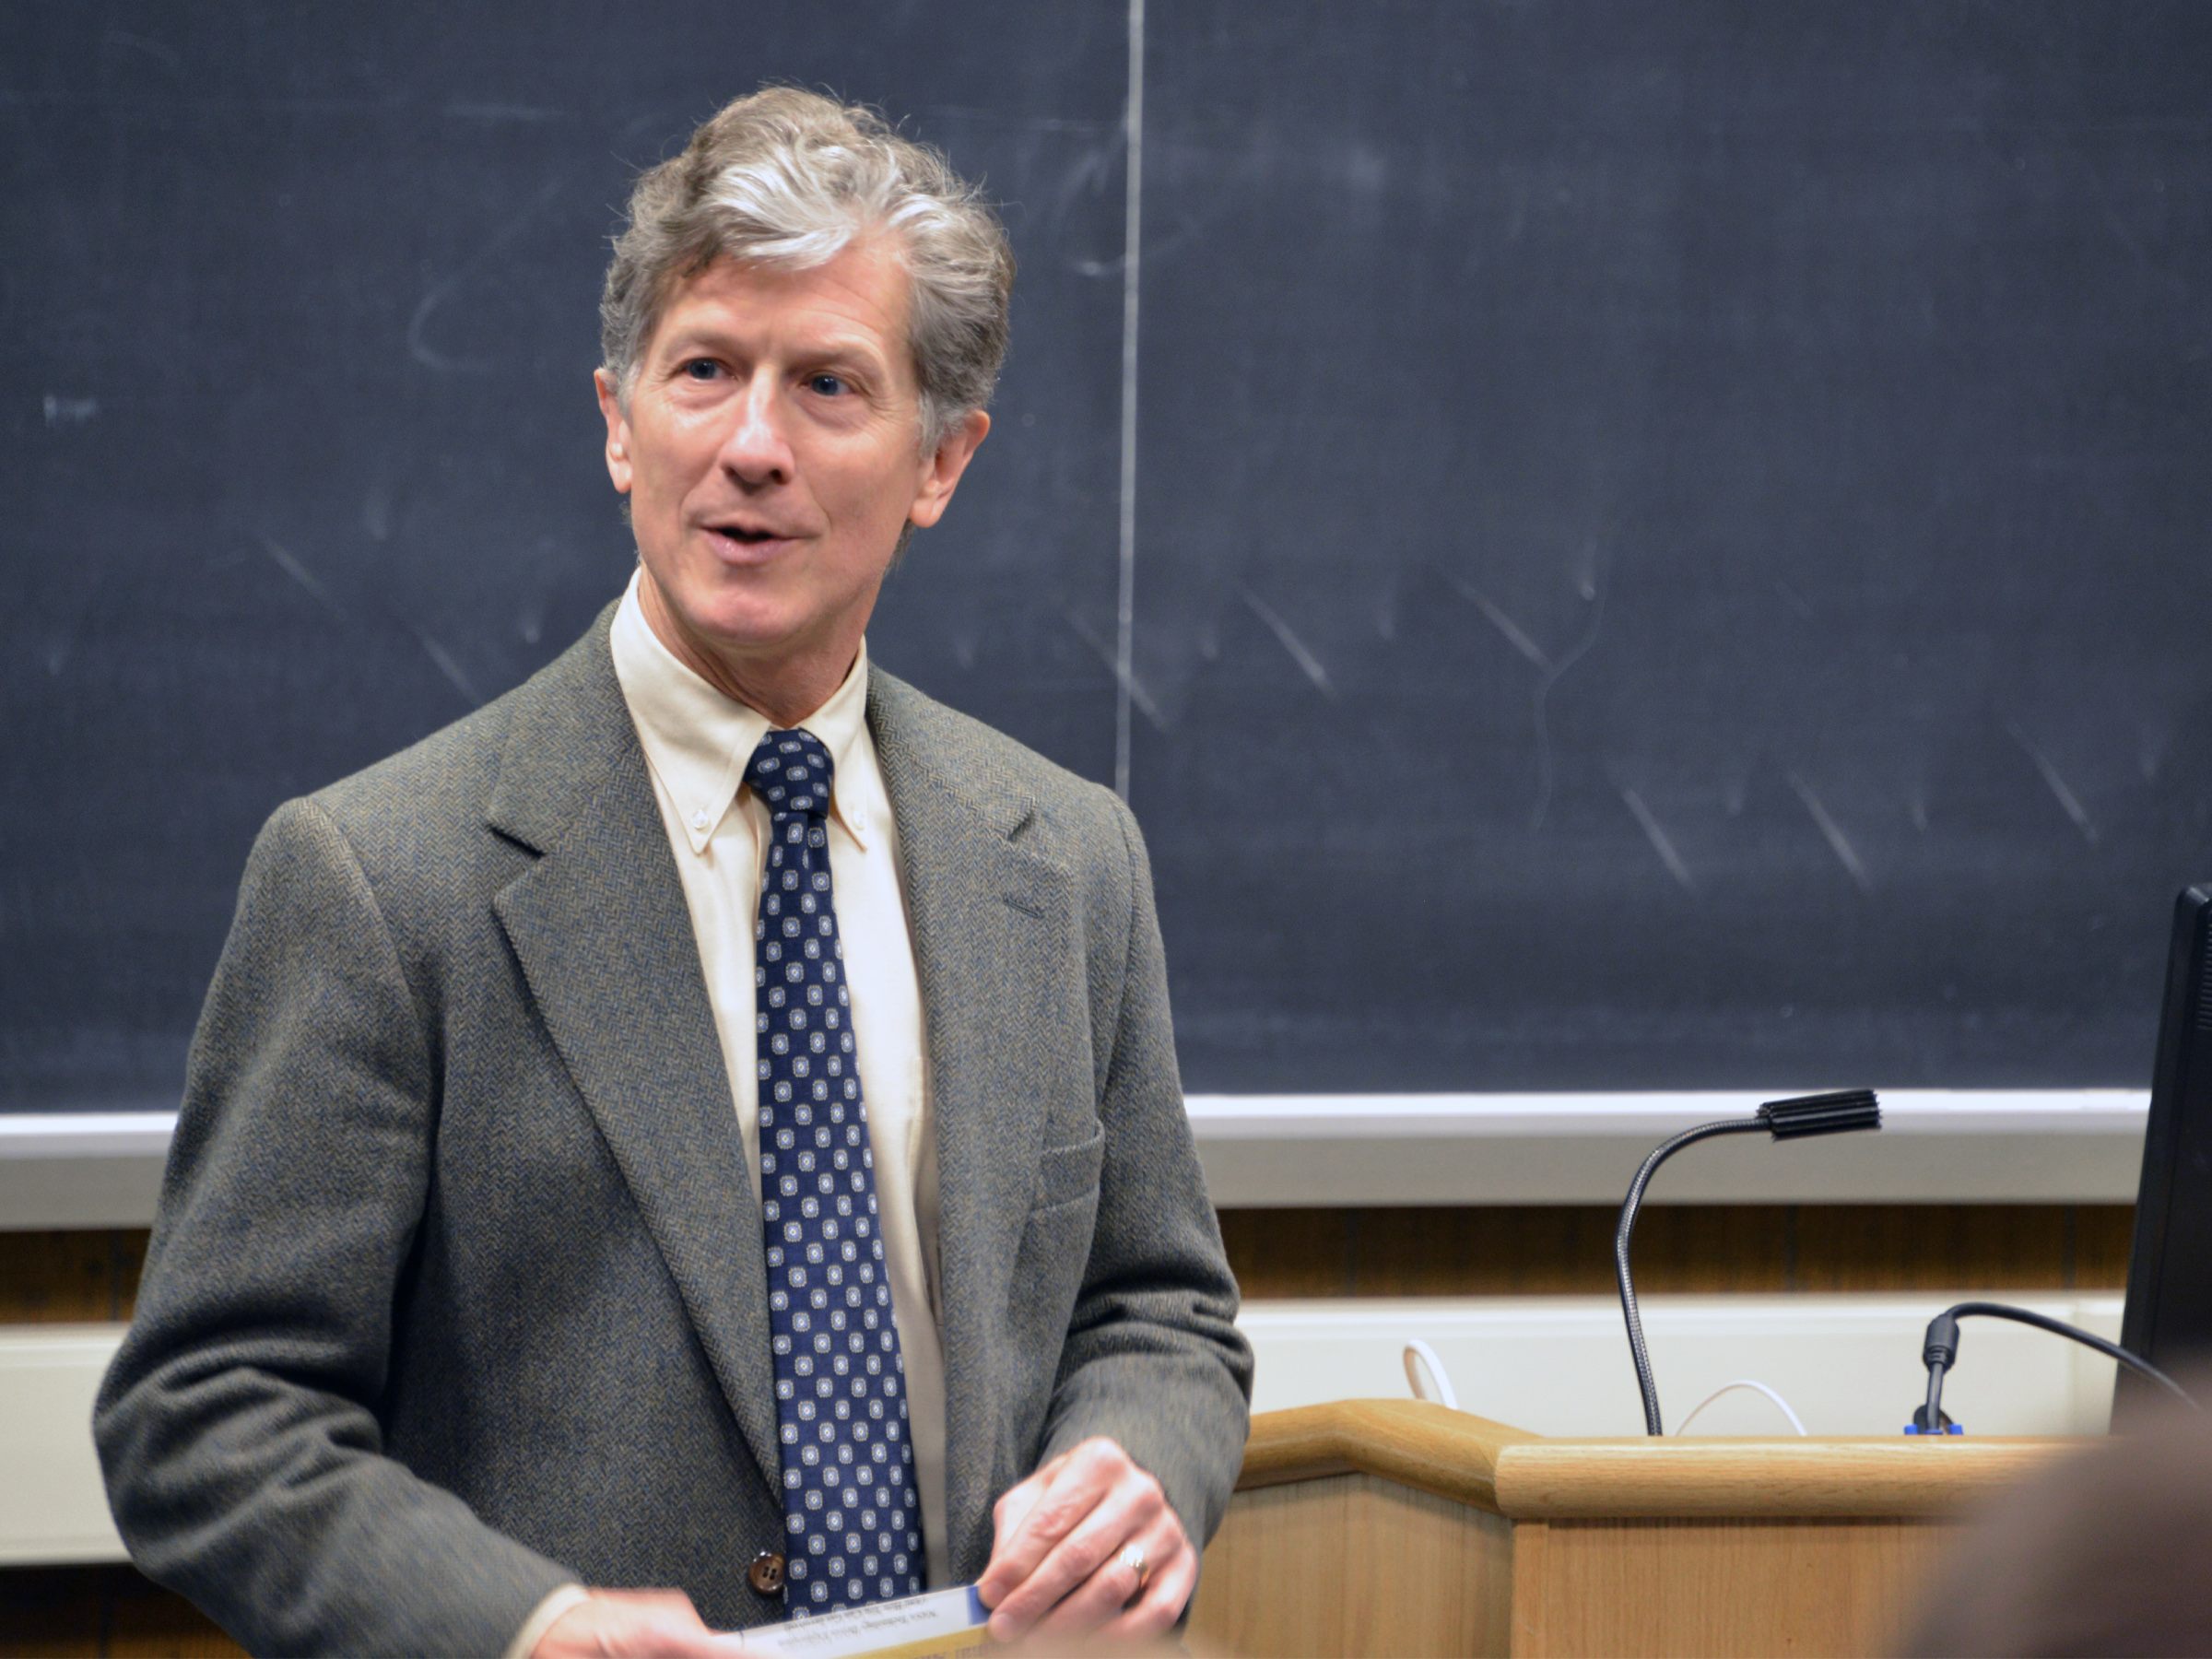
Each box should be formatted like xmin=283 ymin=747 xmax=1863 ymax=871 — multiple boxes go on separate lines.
xmin=1903 ymin=1422 xmax=1963 ymax=1435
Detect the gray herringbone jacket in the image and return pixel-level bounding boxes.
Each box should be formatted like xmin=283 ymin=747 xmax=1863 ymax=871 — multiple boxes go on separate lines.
xmin=94 ymin=607 xmax=1252 ymax=1655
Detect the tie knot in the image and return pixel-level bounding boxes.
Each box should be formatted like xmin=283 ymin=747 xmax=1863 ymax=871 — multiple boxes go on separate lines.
xmin=748 ymin=728 xmax=834 ymax=820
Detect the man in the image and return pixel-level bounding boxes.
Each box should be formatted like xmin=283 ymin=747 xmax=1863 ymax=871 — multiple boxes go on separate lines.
xmin=95 ymin=88 xmax=1251 ymax=1657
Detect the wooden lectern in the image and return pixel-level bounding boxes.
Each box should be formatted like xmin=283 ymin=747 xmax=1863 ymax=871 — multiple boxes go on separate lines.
xmin=1186 ymin=1401 xmax=2076 ymax=1657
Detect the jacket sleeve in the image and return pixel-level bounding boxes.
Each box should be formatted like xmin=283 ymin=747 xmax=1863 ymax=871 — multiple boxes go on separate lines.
xmin=1034 ymin=792 xmax=1253 ymax=1552
xmin=92 ymin=798 xmax=574 ymax=1656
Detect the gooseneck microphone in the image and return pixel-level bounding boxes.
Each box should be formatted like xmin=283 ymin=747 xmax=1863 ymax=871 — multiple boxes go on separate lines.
xmin=1615 ymin=1090 xmax=1881 ymax=1436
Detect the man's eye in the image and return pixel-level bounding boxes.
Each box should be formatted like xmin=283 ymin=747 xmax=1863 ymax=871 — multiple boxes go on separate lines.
xmin=807 ymin=374 xmax=848 ymax=396
xmin=683 ymin=359 xmax=721 ymax=380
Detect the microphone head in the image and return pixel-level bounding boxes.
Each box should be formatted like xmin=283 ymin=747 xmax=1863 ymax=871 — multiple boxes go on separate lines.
xmin=1759 ymin=1088 xmax=1881 ymax=1139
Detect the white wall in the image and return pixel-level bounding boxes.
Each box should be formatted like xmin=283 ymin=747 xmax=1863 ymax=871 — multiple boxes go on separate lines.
xmin=0 ymin=1326 xmax=127 ymax=1564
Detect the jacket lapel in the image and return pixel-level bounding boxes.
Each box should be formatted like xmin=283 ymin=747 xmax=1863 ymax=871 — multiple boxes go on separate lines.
xmin=867 ymin=672 xmax=1076 ymax=1571
xmin=486 ymin=615 xmax=784 ymax=1496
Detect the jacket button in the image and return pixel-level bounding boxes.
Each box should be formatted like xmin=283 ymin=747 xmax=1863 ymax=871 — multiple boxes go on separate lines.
xmin=748 ymin=1551 xmax=785 ymax=1595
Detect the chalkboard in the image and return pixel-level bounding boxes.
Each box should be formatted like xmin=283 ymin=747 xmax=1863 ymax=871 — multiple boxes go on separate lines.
xmin=6 ymin=3 xmax=2212 ymax=1112
xmin=1134 ymin=1 xmax=2212 ymax=1092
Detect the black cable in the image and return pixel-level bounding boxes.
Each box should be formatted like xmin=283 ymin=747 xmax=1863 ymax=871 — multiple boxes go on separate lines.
xmin=1919 ymin=1301 xmax=2196 ymax=1431
xmin=1615 ymin=1116 xmax=1767 ymax=1437
xmin=1913 ymin=1311 xmax=1960 ymax=1433
xmin=1920 ymin=1360 xmax=1948 ymax=1432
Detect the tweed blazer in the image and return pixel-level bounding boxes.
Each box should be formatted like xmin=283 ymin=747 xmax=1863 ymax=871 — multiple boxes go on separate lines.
xmin=94 ymin=607 xmax=1253 ymax=1657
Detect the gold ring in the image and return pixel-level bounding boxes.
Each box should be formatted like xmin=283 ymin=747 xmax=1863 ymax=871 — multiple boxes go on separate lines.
xmin=1117 ymin=1541 xmax=1149 ymax=1592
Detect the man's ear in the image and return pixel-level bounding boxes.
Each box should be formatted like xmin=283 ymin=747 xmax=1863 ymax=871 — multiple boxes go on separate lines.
xmin=908 ymin=409 xmax=991 ymax=530
xmin=594 ymin=368 xmax=634 ymax=495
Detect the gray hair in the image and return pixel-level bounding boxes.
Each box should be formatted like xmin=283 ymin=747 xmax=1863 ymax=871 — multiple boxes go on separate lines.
xmin=601 ymin=87 xmax=1014 ymax=453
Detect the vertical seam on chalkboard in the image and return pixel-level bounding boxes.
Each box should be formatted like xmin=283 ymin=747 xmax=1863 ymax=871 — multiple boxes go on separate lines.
xmin=1113 ymin=0 xmax=1145 ymax=803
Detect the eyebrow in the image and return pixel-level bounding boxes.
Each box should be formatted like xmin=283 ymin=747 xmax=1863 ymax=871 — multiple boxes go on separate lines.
xmin=659 ymin=324 xmax=892 ymax=379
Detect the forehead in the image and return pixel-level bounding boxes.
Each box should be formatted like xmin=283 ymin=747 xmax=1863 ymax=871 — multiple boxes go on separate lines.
xmin=649 ymin=240 xmax=916 ymax=370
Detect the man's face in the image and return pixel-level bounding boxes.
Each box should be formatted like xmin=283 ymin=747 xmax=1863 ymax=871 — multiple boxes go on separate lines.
xmin=595 ymin=240 xmax=987 ymax=714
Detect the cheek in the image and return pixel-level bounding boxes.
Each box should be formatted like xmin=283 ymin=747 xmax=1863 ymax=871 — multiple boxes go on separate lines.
xmin=822 ymin=447 xmax=926 ymax=532
xmin=641 ymin=458 xmax=711 ymax=529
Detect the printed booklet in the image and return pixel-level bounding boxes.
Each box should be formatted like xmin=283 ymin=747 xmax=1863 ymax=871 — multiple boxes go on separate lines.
xmin=737 ymin=1585 xmax=992 ymax=1659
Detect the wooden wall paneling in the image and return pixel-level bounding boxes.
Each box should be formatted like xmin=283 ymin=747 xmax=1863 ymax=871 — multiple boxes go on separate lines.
xmin=1794 ymin=1206 xmax=2065 ymax=1292
xmin=104 ymin=1564 xmax=243 ymax=1659
xmin=0 ymin=1566 xmax=241 ymax=1659
xmin=0 ymin=1232 xmax=145 ymax=1324
xmin=11 ymin=1213 xmax=2136 ymax=1327
xmin=2072 ymin=1206 xmax=2136 ymax=1288
xmin=1624 ymin=1207 xmax=1794 ymax=1294
xmin=1218 ymin=1208 xmax=1356 ymax=1299
xmin=0 ymin=1564 xmax=101 ymax=1659
xmin=1217 ymin=1206 xmax=2136 ymax=1301
xmin=1349 ymin=1208 xmax=1618 ymax=1297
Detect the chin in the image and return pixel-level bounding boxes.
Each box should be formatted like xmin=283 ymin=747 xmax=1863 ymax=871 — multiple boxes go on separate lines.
xmin=674 ymin=582 xmax=797 ymax=640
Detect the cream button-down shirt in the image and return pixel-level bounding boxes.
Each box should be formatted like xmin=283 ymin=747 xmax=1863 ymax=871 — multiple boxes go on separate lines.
xmin=609 ymin=571 xmax=950 ymax=1588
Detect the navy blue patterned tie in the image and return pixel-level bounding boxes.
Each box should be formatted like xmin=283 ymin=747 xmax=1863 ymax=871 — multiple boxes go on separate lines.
xmin=749 ymin=728 xmax=924 ymax=1617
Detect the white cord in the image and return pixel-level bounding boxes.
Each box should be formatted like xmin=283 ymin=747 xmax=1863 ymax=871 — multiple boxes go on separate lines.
xmin=1403 ymin=1339 xmax=1459 ymax=1410
xmin=1673 ymin=1379 xmax=1808 ymax=1436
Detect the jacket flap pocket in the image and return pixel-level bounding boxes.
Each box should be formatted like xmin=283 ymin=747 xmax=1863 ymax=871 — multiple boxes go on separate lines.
xmin=1033 ymin=1119 xmax=1106 ymax=1211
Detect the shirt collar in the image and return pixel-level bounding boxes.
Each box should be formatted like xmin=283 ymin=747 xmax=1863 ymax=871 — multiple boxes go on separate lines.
xmin=609 ymin=569 xmax=875 ymax=856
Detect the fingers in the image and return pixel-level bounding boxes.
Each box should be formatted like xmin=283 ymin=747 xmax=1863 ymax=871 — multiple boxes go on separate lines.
xmin=980 ymin=1438 xmax=1190 ymax=1642
xmin=1030 ymin=1503 xmax=1194 ymax=1644
xmin=980 ymin=1439 xmax=1151 ymax=1621
xmin=989 ymin=1448 xmax=1072 ymax=1560
xmin=978 ymin=1441 xmax=1113 ymax=1612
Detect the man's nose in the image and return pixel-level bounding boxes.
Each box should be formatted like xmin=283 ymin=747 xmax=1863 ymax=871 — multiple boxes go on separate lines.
xmin=718 ymin=374 xmax=795 ymax=485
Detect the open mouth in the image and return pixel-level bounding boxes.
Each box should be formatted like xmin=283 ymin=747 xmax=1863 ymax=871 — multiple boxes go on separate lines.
xmin=713 ymin=524 xmax=781 ymax=546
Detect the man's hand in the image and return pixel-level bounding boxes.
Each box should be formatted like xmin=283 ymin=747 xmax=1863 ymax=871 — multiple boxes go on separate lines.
xmin=975 ymin=1438 xmax=1194 ymax=1644
xmin=531 ymin=1589 xmax=756 ymax=1658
